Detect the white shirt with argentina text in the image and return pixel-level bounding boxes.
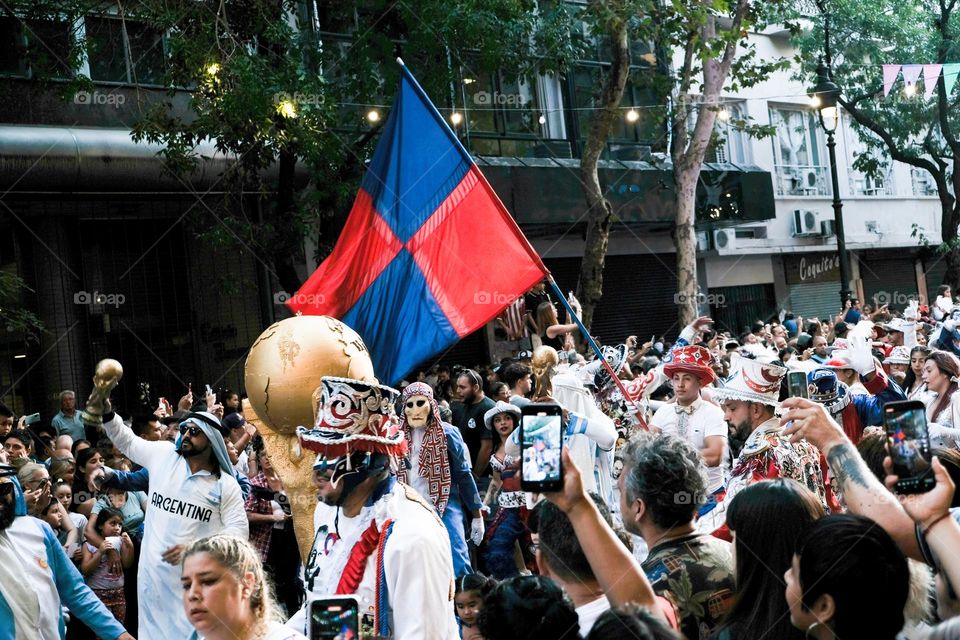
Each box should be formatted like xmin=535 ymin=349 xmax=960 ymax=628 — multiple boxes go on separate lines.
xmin=103 ymin=414 xmax=248 ymax=640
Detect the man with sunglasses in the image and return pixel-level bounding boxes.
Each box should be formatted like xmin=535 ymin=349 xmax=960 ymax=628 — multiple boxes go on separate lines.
xmin=100 ymin=407 xmax=248 ymax=640
xmin=0 ymin=465 xmax=133 ymax=640
xmin=452 ymin=368 xmax=496 ymax=479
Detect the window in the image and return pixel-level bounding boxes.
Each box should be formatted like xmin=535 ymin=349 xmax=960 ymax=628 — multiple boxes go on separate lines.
xmin=911 ymin=167 xmax=939 ymax=197
xmin=85 ymin=16 xmax=165 ymax=84
xmin=460 ymin=61 xmax=546 ymax=157
xmin=568 ymin=66 xmax=660 ymax=151
xmin=769 ymin=106 xmax=830 ymax=196
xmin=0 ymin=16 xmax=72 ymax=78
xmin=841 ymin=114 xmax=893 ymax=196
xmin=699 ymin=101 xmax=750 ymax=164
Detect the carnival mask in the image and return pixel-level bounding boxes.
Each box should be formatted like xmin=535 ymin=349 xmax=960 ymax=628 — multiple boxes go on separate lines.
xmin=404 ymin=395 xmax=431 ymax=429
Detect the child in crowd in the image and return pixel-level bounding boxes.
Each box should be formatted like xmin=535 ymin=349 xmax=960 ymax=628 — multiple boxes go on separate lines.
xmin=455 ymin=573 xmax=497 ymax=640
xmin=41 ymin=499 xmax=79 ymax=557
xmin=54 ymin=481 xmax=88 ymax=551
xmin=80 ymin=506 xmax=133 ymax=623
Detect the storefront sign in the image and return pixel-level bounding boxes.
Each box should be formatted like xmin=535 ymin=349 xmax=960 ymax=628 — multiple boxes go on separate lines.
xmin=785 ymin=253 xmax=841 ymax=285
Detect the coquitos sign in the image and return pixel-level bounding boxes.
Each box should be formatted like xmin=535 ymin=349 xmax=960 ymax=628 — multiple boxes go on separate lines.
xmin=785 ymin=253 xmax=841 ymax=285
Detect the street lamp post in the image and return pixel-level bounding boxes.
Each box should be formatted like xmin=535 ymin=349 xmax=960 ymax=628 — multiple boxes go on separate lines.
xmin=812 ymin=61 xmax=852 ymax=306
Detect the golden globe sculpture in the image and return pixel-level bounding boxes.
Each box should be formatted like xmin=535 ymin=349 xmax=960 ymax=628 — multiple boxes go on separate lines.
xmin=244 ymin=315 xmax=376 ymax=434
xmin=244 ymin=315 xmax=376 ymax=561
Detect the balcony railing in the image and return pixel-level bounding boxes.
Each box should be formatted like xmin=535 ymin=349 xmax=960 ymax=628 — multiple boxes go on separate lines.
xmin=774 ymin=165 xmax=831 ymax=197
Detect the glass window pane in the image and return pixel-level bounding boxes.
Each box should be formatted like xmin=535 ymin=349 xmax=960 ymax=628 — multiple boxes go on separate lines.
xmin=0 ymin=17 xmax=25 ymax=76
xmin=465 ymin=71 xmax=497 ymax=133
xmin=26 ymin=19 xmax=72 ymax=78
xmin=126 ymin=21 xmax=164 ymax=85
xmin=86 ymin=17 xmax=127 ymax=82
xmin=498 ymin=75 xmax=539 ymax=135
xmin=316 ymin=1 xmax=355 ymax=33
xmin=773 ymin=109 xmax=810 ymax=167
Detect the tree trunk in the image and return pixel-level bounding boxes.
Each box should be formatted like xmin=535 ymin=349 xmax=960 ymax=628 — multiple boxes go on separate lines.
xmin=673 ymin=167 xmax=700 ymax=326
xmin=576 ymin=8 xmax=630 ymax=333
xmin=271 ymin=148 xmax=304 ymax=295
xmin=943 ymin=198 xmax=960 ymax=291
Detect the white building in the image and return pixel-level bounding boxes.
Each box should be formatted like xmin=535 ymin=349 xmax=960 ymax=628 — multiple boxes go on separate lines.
xmin=696 ymin=26 xmax=943 ymax=329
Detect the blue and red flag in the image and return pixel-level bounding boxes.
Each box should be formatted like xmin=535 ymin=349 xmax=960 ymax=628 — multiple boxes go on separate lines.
xmin=288 ymin=63 xmax=547 ymax=384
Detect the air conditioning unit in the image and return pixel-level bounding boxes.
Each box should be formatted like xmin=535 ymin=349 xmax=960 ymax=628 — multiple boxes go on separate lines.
xmin=820 ymin=220 xmax=836 ymax=237
xmin=712 ymin=229 xmax=736 ymax=252
xmin=792 ymin=209 xmax=821 ymax=237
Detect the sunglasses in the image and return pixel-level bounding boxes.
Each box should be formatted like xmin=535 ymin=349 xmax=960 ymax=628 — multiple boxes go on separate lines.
xmin=178 ymin=424 xmax=203 ymax=437
xmin=405 ymin=399 xmax=428 ymax=409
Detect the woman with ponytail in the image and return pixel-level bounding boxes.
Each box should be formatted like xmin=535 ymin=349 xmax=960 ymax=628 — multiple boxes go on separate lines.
xmin=181 ymin=534 xmax=306 ymax=640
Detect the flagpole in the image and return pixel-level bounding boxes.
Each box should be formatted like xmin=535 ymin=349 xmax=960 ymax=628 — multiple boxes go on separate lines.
xmin=547 ymin=279 xmax=649 ymax=430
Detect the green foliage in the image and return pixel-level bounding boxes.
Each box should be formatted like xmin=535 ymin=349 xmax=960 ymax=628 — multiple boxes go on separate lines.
xmin=791 ymin=0 xmax=960 ymax=181
xmin=0 ymin=270 xmax=44 ymax=339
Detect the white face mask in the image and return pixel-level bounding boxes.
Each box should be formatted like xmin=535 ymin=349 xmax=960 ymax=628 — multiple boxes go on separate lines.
xmin=404 ymin=396 xmax=431 ymax=429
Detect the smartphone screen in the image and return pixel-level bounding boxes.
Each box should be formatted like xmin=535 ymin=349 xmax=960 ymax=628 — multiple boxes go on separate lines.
xmin=520 ymin=403 xmax=563 ymax=492
xmin=786 ymin=371 xmax=808 ymax=399
xmin=884 ymin=401 xmax=935 ymax=494
xmin=309 ymin=598 xmax=359 ymax=640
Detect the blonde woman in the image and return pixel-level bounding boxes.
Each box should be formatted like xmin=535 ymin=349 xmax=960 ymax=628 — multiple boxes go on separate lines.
xmin=181 ymin=534 xmax=306 ymax=640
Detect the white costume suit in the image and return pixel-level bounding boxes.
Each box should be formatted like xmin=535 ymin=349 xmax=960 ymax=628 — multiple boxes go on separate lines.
xmin=102 ymin=414 xmax=249 ymax=639
xmin=288 ymin=480 xmax=458 ymax=639
xmin=552 ymin=371 xmax=617 ymax=501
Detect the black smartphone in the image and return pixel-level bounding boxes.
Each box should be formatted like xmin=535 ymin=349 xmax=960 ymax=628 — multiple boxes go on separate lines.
xmin=308 ymin=597 xmax=359 ymax=640
xmin=883 ymin=400 xmax=935 ymax=494
xmin=786 ymin=371 xmax=809 ymax=399
xmin=520 ymin=403 xmax=564 ymax=492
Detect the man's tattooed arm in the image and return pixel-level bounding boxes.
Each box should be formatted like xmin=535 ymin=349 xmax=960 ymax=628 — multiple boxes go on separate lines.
xmin=826 ymin=441 xmax=872 ymax=491
xmin=824 ymin=440 xmax=923 ymax=560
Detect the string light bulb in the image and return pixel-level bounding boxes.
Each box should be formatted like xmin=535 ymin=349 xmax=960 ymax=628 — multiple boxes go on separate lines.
xmin=904 ymin=83 xmax=917 ymax=97
xmin=367 ymin=109 xmax=380 ymax=123
xmin=717 ymin=108 xmax=731 ymax=122
xmin=538 ymin=114 xmax=546 ymax=124
xmin=450 ymin=112 xmax=463 ymax=126
xmin=276 ymin=99 xmax=298 ymax=119
xmin=625 ymin=108 xmax=639 ymax=123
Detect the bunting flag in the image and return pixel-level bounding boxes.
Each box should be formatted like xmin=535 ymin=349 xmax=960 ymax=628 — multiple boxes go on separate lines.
xmin=288 ymin=62 xmax=548 ymax=384
xmin=945 ymin=63 xmax=960 ymax=95
xmin=923 ymin=64 xmax=943 ymax=98
xmin=881 ymin=62 xmax=960 ymax=99
xmin=883 ymin=64 xmax=901 ymax=97
xmin=901 ymin=64 xmax=924 ymax=90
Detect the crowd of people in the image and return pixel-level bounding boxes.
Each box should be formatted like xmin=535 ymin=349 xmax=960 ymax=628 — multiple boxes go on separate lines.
xmin=5 ymin=282 xmax=960 ymax=639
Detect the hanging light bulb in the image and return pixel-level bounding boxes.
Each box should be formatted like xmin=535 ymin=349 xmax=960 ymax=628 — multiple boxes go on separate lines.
xmin=538 ymin=114 xmax=546 ymax=124
xmin=717 ymin=108 xmax=731 ymax=122
xmin=904 ymin=83 xmax=917 ymax=97
xmin=625 ymin=108 xmax=639 ymax=123
xmin=367 ymin=109 xmax=380 ymax=123
xmin=276 ymin=99 xmax=298 ymax=119
xmin=450 ymin=112 xmax=463 ymax=126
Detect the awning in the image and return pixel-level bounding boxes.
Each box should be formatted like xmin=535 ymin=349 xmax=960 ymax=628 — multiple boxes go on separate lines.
xmin=475 ymin=156 xmax=775 ymax=232
xmin=0 ymin=124 xmax=308 ymax=192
